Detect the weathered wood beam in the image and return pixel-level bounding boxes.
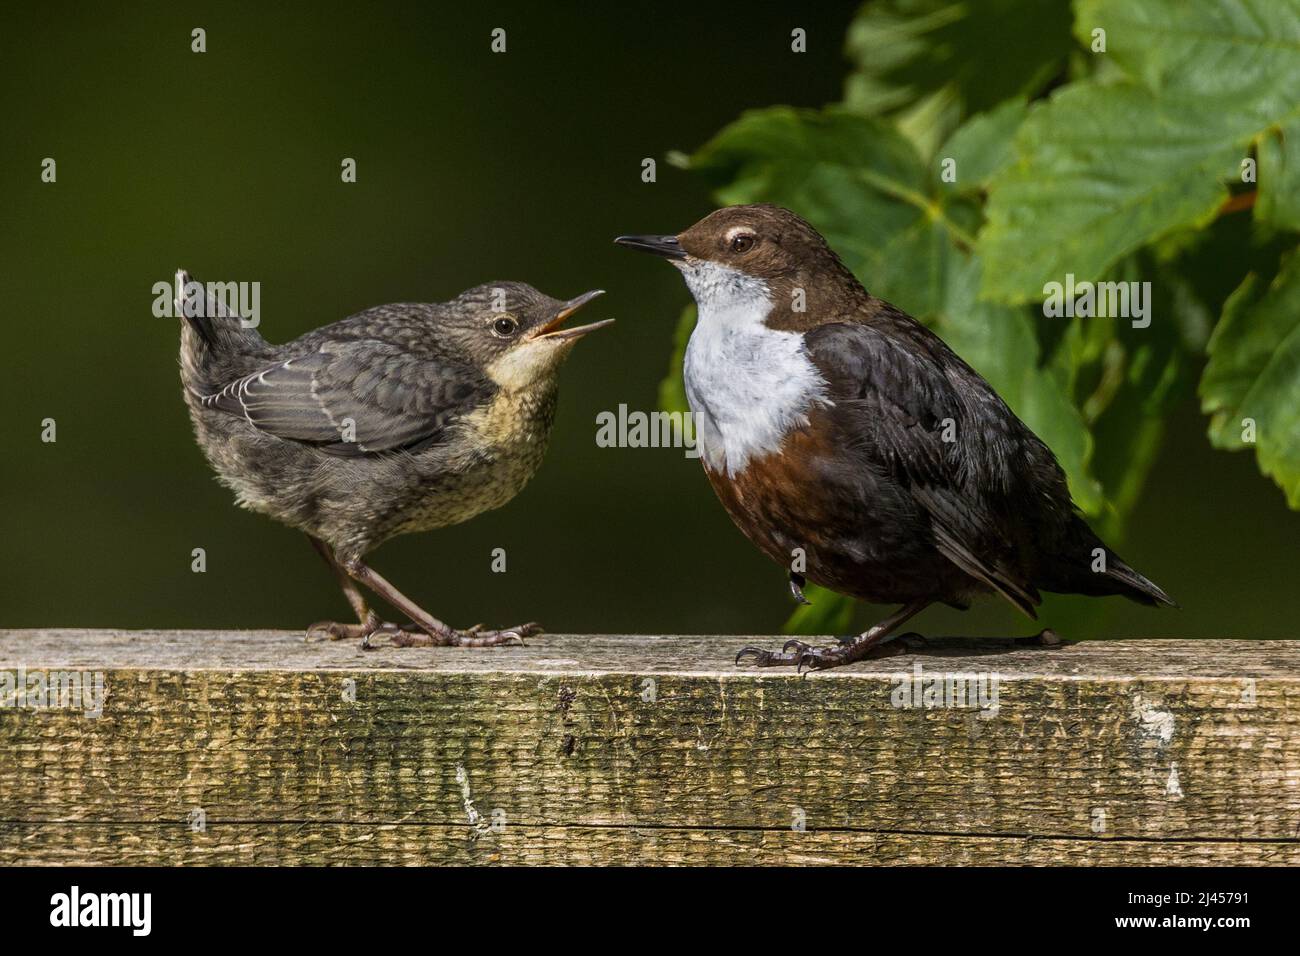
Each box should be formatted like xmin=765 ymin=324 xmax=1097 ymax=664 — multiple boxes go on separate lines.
xmin=2 ymin=630 xmax=1297 ymax=865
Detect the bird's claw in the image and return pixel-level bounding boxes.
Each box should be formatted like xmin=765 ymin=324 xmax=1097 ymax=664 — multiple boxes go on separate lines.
xmin=737 ymin=630 xmax=916 ymax=671
xmin=735 ymin=645 xmax=797 ymax=667
xmin=311 ymin=619 xmax=540 ymax=649
xmin=788 ymin=573 xmax=811 ymax=605
xmin=307 ymin=619 xmax=392 ymax=644
xmin=450 ymin=621 xmax=541 ymax=647
xmin=388 ymin=621 xmax=542 ymax=648
xmin=735 ymin=641 xmax=846 ymax=670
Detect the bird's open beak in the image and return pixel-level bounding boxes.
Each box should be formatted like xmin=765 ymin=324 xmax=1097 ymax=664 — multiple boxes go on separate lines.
xmin=613 ymin=234 xmax=687 ymax=259
xmin=533 ymin=289 xmax=613 ymax=341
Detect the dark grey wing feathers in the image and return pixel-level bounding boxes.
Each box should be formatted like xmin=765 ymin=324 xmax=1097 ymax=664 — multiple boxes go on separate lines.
xmin=198 ymin=340 xmax=488 ymax=456
xmin=806 ymin=321 xmax=1042 ymax=617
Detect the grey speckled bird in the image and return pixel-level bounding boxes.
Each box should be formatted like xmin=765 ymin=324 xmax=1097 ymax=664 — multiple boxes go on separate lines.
xmin=176 ymin=270 xmax=611 ymax=648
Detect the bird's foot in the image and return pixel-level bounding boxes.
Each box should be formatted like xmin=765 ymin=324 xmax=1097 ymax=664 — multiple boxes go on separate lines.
xmin=736 ymin=629 xmax=923 ymax=672
xmin=388 ymin=621 xmax=542 ymax=648
xmin=307 ymin=619 xmax=384 ymax=643
xmin=306 ymin=615 xmax=411 ymax=649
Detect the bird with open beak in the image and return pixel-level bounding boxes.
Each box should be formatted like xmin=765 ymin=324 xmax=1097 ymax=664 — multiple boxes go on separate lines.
xmin=177 ymin=273 xmax=611 ymax=647
xmin=617 ymin=204 xmax=1174 ymax=670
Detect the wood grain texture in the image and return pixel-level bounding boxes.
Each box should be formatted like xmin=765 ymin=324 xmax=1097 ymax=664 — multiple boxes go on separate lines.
xmin=1 ymin=630 xmax=1297 ymax=866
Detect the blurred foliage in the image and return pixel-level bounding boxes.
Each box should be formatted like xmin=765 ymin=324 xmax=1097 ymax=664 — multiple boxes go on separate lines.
xmin=842 ymin=0 xmax=1072 ymax=159
xmin=661 ymin=0 xmax=1300 ymax=633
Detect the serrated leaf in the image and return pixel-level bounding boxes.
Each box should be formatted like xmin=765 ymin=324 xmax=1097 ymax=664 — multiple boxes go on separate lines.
xmin=1200 ymin=253 xmax=1300 ymax=507
xmin=1256 ymin=118 xmax=1300 ymax=232
xmin=938 ymin=98 xmax=1028 ymax=195
xmin=981 ymin=0 xmax=1300 ymax=302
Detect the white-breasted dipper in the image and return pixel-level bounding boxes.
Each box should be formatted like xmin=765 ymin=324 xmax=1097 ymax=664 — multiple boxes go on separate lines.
xmin=616 ymin=204 xmax=1174 ymax=670
xmin=176 ymin=271 xmax=611 ymax=647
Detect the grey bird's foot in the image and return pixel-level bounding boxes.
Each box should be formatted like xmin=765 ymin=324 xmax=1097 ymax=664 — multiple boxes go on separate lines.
xmin=306 ymin=620 xmax=373 ymax=642
xmin=306 ymin=614 xmax=411 ymax=649
xmin=388 ymin=621 xmax=542 ymax=648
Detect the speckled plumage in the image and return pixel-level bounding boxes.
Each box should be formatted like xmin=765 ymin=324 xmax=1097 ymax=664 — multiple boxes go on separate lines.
xmin=176 ymin=273 xmax=608 ymax=646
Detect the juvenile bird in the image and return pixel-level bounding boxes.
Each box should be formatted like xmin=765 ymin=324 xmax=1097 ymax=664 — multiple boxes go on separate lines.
xmin=617 ymin=205 xmax=1174 ymax=670
xmin=176 ymin=271 xmax=610 ymax=647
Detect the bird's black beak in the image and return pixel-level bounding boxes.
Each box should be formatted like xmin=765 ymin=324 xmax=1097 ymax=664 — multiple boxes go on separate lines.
xmin=614 ymin=234 xmax=687 ymax=260
xmin=533 ymin=290 xmax=613 ymax=341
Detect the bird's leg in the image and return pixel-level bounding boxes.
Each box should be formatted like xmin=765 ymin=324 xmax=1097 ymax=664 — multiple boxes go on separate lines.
xmin=340 ymin=556 xmax=540 ymax=648
xmin=306 ymin=536 xmax=396 ymax=645
xmin=308 ymin=536 xmax=371 ymax=620
xmin=736 ymin=599 xmax=930 ymax=671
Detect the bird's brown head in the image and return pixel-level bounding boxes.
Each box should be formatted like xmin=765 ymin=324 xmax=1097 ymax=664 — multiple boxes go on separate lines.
xmin=447 ymin=282 xmax=611 ymax=391
xmin=615 ymin=204 xmax=866 ymax=331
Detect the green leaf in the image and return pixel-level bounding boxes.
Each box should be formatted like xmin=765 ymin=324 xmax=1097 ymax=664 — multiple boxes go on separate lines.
xmin=1200 ymin=253 xmax=1300 ymax=508
xmin=937 ymin=98 xmax=1028 ymax=195
xmin=1084 ymin=259 xmax=1195 ymax=532
xmin=843 ymin=0 xmax=1073 ymax=158
xmin=981 ymin=0 xmax=1300 ymax=303
xmin=980 ymin=84 xmax=1239 ymax=303
xmin=1257 ymin=118 xmax=1300 ymax=232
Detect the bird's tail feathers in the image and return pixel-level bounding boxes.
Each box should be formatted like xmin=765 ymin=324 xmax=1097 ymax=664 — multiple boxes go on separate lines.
xmin=1106 ymin=556 xmax=1179 ymax=609
xmin=175 ymin=269 xmax=266 ymax=355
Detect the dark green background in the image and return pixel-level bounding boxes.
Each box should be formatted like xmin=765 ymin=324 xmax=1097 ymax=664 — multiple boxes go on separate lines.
xmin=2 ymin=2 xmax=1295 ymax=639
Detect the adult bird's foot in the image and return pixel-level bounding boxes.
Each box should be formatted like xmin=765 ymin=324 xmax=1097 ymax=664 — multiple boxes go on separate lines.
xmin=736 ymin=632 xmax=922 ymax=672
xmin=736 ymin=600 xmax=931 ymax=672
xmin=388 ymin=621 xmax=542 ymax=648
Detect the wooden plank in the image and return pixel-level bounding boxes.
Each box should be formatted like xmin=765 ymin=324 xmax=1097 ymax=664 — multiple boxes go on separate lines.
xmin=4 ymin=824 xmax=1295 ymax=866
xmin=2 ymin=630 xmax=1297 ymax=865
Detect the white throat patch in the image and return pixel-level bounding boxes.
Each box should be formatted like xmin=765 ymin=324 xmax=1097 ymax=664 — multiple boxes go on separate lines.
xmin=679 ymin=260 xmax=829 ymax=476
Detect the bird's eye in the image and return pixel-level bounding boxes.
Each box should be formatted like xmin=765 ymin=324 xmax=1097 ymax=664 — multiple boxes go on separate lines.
xmin=492 ymin=316 xmax=519 ymax=337
xmin=730 ymin=233 xmax=756 ymax=253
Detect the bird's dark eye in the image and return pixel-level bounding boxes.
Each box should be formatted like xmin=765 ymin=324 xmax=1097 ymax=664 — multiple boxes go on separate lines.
xmin=492 ymin=316 xmax=519 ymax=337
xmin=730 ymin=233 xmax=756 ymax=253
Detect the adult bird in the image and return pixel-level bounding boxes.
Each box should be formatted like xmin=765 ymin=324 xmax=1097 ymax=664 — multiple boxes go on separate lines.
xmin=617 ymin=205 xmax=1174 ymax=670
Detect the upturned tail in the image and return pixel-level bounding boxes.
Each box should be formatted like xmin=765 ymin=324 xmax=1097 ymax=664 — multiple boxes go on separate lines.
xmin=175 ymin=269 xmax=267 ymax=354
xmin=175 ymin=269 xmax=271 ymax=394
